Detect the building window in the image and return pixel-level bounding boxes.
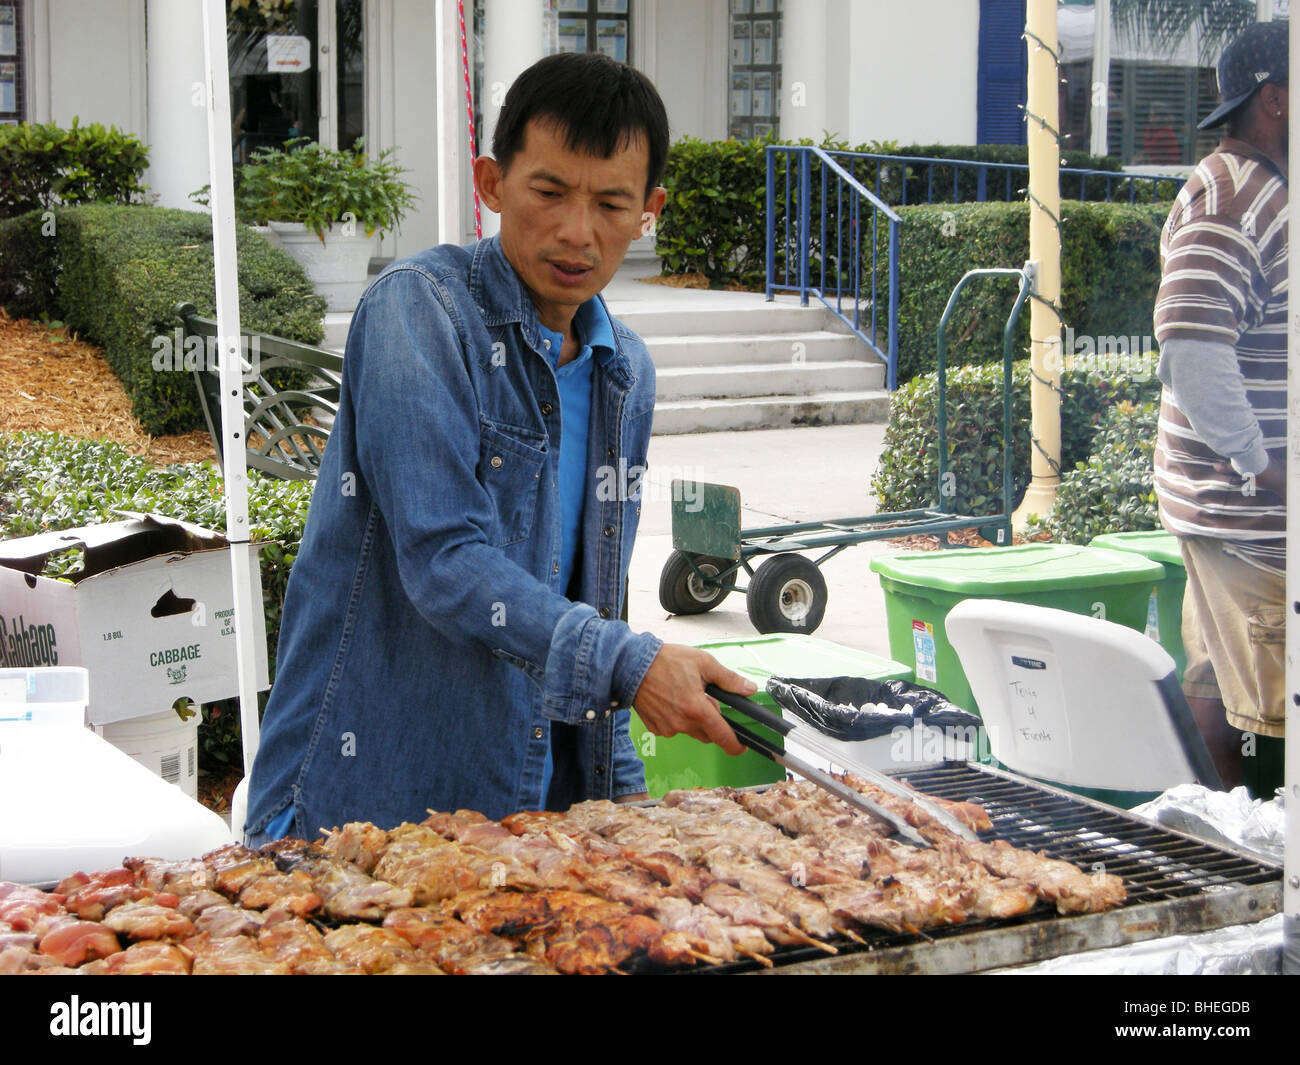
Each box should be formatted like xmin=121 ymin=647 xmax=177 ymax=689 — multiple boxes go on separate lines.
xmin=548 ymin=0 xmax=630 ymax=63
xmin=728 ymin=0 xmax=781 ymax=141
xmin=0 ymin=1 xmax=25 ymax=124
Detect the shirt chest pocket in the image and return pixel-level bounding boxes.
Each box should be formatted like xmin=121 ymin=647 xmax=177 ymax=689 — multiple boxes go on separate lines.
xmin=477 ymin=421 xmax=547 ymax=547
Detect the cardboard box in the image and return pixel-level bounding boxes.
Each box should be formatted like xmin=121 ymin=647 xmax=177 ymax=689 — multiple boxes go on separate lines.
xmin=0 ymin=513 xmax=269 ymax=724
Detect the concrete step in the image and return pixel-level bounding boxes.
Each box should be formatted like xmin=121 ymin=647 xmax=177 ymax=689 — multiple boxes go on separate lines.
xmin=615 ymin=302 xmax=849 ymax=338
xmin=646 ymin=330 xmax=870 ymax=368
xmin=322 ymin=312 xmax=351 ymax=353
xmin=656 ymin=359 xmax=884 ymax=401
xmin=652 ymin=390 xmax=892 ymax=435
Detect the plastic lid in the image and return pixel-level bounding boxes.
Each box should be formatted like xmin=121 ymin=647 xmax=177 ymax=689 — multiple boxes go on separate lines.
xmin=1089 ymin=531 xmax=1184 ymax=568
xmin=869 ymin=543 xmax=1165 ymax=593
xmin=692 ymin=633 xmax=911 ymax=682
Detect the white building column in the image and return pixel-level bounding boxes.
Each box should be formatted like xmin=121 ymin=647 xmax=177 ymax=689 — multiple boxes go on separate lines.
xmin=480 ymin=0 xmax=546 ymax=237
xmin=146 ymin=0 xmax=211 ymax=211
xmin=779 ymin=0 xmax=828 ymax=142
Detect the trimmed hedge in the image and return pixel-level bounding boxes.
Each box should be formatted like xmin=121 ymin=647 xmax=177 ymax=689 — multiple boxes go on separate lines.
xmin=889 ymin=200 xmax=1167 ymax=383
xmin=870 ymin=360 xmax=1162 ymax=517
xmin=0 ymin=119 xmax=149 ymax=220
xmin=0 ymin=430 xmax=314 ymax=770
xmin=0 ymin=204 xmax=326 ymax=435
xmin=1024 ymin=400 xmax=1161 ymax=543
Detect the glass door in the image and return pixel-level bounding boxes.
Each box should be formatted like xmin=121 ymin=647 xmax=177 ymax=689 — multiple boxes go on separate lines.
xmin=226 ymin=0 xmax=364 ymax=160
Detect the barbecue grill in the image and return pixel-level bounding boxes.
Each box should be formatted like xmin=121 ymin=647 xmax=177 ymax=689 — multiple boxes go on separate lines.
xmin=681 ymin=763 xmax=1282 ymax=975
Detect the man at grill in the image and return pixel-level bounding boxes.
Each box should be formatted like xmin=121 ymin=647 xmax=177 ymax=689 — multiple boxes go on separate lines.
xmin=244 ymin=53 xmax=752 ymax=845
xmin=1152 ymin=21 xmax=1287 ymax=794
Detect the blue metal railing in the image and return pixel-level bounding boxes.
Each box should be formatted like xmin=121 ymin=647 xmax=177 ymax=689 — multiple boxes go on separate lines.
xmin=765 ymin=146 xmax=904 ymax=390
xmin=841 ymin=150 xmax=1185 ymax=206
xmin=766 ymin=147 xmax=1186 ymax=392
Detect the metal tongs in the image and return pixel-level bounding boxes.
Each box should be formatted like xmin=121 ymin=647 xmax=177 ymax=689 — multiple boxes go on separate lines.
xmin=707 ymin=685 xmax=978 ymax=848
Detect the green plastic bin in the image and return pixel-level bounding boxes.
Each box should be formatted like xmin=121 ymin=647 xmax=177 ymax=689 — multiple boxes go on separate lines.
xmin=1090 ymin=531 xmax=1186 ymax=681
xmin=870 ymin=544 xmax=1166 ymax=716
xmin=629 ymin=634 xmax=912 ymax=798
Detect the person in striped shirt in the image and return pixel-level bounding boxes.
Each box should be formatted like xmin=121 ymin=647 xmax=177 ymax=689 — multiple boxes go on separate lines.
xmin=1153 ymin=21 xmax=1287 ymax=793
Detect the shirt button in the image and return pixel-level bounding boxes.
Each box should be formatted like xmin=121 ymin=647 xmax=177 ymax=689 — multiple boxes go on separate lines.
xmin=543 ymin=338 xmax=551 ymax=349
xmin=603 ymin=709 xmax=611 ymax=718
xmin=594 ymin=765 xmax=605 ymax=775
xmin=553 ymin=564 xmax=560 ymax=574
xmin=532 ymin=727 xmax=543 ymax=739
xmin=609 ymin=699 xmax=620 ymax=708
xmin=607 ymin=448 xmax=615 ymax=458
xmin=541 ymin=402 xmax=553 ymax=415
xmin=603 ymin=525 xmax=614 ymax=536
xmin=598 ymin=607 xmax=610 ymax=618
xmin=585 ymin=710 xmax=596 ymax=720
xmin=490 ymin=455 xmax=503 ymax=468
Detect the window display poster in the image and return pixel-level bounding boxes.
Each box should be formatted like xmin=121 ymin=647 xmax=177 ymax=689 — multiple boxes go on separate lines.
xmin=753 ymin=20 xmax=773 ymax=64
xmin=597 ymin=0 xmax=628 ymax=12
xmin=266 ymin=35 xmax=312 ymax=73
xmin=731 ymin=20 xmax=751 ymax=65
xmin=557 ymin=0 xmax=587 ymax=12
xmin=0 ymin=6 xmax=15 ymax=56
xmin=731 ymin=0 xmax=751 ymax=13
xmin=557 ymin=18 xmax=587 ymax=53
xmin=752 ymin=72 xmax=772 ymax=117
xmin=731 ymin=72 xmax=751 ymax=117
xmin=596 ymin=19 xmax=627 ymax=62
xmin=0 ymin=62 xmax=14 ymax=114
xmin=753 ymin=0 xmax=775 ymax=11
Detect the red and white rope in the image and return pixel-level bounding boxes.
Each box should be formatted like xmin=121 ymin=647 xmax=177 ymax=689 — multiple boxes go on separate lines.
xmin=458 ymin=0 xmax=482 ymax=238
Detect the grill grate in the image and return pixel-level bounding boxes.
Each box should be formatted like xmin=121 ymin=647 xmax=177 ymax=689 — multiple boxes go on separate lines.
xmin=680 ymin=761 xmax=1281 ymax=975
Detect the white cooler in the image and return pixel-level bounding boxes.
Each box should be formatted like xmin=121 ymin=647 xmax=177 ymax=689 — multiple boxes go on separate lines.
xmin=0 ymin=667 xmax=232 ymax=885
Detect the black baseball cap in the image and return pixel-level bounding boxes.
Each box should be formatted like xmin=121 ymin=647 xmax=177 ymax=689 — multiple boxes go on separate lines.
xmin=1198 ymin=21 xmax=1289 ymax=130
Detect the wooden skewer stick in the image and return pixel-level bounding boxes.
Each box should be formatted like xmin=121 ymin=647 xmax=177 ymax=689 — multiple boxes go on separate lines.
xmin=785 ymin=925 xmax=838 ymax=954
xmin=688 ymin=949 xmax=722 ymax=965
xmin=739 ymin=948 xmax=775 ymax=968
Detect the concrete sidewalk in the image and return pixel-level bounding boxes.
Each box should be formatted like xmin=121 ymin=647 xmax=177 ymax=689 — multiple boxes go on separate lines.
xmin=626 ymin=422 xmax=905 ymax=667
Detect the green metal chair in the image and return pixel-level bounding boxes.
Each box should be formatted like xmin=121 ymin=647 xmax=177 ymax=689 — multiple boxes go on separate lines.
xmin=176 ymin=301 xmax=343 ymax=482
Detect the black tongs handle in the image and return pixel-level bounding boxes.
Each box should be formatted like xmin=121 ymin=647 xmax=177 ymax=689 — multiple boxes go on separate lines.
xmin=705 ymin=684 xmax=794 ymax=737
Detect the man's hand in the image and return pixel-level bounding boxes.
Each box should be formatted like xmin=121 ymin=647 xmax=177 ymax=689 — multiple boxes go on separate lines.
xmin=632 ymin=644 xmax=758 ymax=756
xmin=1213 ymin=459 xmax=1286 ymax=501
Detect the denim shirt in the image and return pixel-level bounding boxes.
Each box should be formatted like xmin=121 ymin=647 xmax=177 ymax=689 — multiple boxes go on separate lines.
xmin=243 ymin=235 xmax=661 ymax=843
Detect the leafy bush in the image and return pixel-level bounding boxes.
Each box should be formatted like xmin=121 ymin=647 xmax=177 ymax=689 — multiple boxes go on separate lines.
xmin=0 ymin=119 xmax=149 ymax=220
xmin=871 ymin=361 xmax=1162 ymax=516
xmin=0 ymin=204 xmax=327 ymax=435
xmin=195 ymin=138 xmax=417 ymax=240
xmin=887 ymin=200 xmax=1167 ymax=383
xmin=1024 ymin=401 xmax=1161 ymax=543
xmin=0 ymin=430 xmax=314 ymax=771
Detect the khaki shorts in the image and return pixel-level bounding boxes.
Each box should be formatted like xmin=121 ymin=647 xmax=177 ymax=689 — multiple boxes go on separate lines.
xmin=1179 ymin=537 xmax=1285 ymax=739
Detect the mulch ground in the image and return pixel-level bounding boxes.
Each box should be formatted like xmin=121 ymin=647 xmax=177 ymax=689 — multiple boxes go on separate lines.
xmin=0 ymin=310 xmax=218 ymax=466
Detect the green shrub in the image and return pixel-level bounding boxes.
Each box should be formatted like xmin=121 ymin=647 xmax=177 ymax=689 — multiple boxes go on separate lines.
xmin=0 ymin=209 xmax=58 ymax=320
xmin=1025 ymin=401 xmax=1161 ymax=543
xmin=870 ymin=360 xmax=1162 ymax=516
xmin=888 ymin=200 xmax=1167 ymax=383
xmin=0 ymin=119 xmax=149 ymax=220
xmin=0 ymin=430 xmax=314 ymax=771
xmin=0 ymin=204 xmax=327 ymax=435
xmin=203 ymin=138 xmax=417 ymax=239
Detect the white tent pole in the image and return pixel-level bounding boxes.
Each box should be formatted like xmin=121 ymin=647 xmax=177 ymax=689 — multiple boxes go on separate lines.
xmin=435 ymin=0 xmax=465 ymax=244
xmin=201 ymin=0 xmax=262 ymax=781
xmin=1283 ymin=5 xmax=1299 ymax=978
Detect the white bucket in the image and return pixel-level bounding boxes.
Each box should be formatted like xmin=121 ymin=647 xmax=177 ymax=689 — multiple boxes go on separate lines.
xmin=97 ymin=709 xmax=200 ymax=800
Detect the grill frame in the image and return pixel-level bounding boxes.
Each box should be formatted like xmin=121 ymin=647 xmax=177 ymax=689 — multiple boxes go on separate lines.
xmin=678 ymin=761 xmax=1282 ymax=975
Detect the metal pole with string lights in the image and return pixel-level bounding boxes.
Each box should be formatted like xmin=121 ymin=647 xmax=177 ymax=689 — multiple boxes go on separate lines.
xmin=1013 ymin=0 xmax=1064 ymax=531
